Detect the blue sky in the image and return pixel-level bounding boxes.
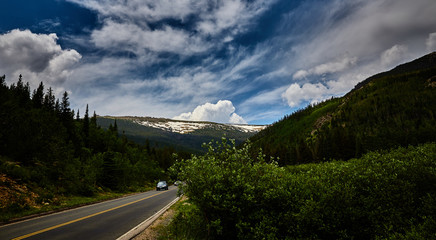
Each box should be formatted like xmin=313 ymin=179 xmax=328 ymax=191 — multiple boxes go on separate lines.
xmin=1 ymin=0 xmax=435 ymax=124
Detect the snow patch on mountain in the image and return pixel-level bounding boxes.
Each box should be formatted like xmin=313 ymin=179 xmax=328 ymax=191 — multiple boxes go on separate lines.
xmin=135 ymin=120 xmax=209 ymax=134
xmin=231 ymin=124 xmax=267 ymax=133
xmin=134 ymin=119 xmax=266 ymax=134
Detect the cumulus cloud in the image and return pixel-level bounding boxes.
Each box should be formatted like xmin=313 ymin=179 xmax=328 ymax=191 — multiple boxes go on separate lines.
xmin=0 ymin=29 xmax=81 ymax=87
xmin=173 ymin=100 xmax=247 ymax=124
xmin=380 ymin=44 xmax=408 ymax=67
xmin=282 ymin=83 xmax=329 ymax=107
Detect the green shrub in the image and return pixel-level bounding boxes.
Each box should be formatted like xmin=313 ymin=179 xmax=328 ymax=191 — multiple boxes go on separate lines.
xmin=178 ymin=141 xmax=436 ymax=239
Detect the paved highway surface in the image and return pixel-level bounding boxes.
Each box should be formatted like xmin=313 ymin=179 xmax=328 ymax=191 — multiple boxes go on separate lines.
xmin=0 ymin=186 xmax=178 ymax=240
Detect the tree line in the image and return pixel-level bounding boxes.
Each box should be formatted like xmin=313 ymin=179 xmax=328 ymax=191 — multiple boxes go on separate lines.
xmin=0 ymin=75 xmax=168 ymax=198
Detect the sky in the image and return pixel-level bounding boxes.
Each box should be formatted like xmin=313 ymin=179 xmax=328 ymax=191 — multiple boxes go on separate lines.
xmin=1 ymin=0 xmax=435 ymax=125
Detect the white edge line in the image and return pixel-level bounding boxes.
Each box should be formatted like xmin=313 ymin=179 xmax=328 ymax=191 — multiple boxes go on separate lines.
xmin=117 ymin=196 xmax=180 ymax=240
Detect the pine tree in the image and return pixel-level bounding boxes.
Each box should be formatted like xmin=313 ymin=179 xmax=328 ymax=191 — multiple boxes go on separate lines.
xmin=91 ymin=111 xmax=97 ymax=127
xmin=114 ymin=120 xmax=118 ymax=133
xmin=32 ymin=82 xmax=44 ymax=108
xmin=13 ymin=74 xmax=31 ymax=107
xmin=44 ymin=87 xmax=56 ymax=110
xmin=61 ymin=91 xmax=71 ymax=116
xmin=83 ymin=104 xmax=90 ymax=146
xmin=55 ymin=99 xmax=61 ymax=115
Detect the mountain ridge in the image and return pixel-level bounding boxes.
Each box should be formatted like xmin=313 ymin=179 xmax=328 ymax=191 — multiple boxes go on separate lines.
xmin=100 ymin=115 xmax=267 ymax=134
xmin=97 ymin=116 xmax=267 ymax=153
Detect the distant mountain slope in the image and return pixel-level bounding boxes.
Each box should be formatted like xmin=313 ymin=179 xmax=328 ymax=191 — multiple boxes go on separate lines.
xmin=250 ymin=52 xmax=436 ymax=165
xmin=97 ymin=116 xmax=266 ymax=153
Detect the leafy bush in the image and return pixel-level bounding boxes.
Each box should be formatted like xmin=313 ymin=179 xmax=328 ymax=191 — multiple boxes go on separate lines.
xmin=177 ymin=140 xmax=436 ymax=239
xmin=178 ymin=138 xmax=289 ymax=239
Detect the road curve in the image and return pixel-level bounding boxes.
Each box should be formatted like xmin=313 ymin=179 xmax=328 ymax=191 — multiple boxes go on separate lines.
xmin=0 ymin=186 xmax=178 ymax=240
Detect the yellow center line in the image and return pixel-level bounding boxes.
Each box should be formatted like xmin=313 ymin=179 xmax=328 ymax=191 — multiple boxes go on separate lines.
xmin=12 ymin=191 xmax=168 ymax=240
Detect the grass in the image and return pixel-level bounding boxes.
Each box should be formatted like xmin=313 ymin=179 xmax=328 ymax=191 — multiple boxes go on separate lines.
xmin=155 ymin=196 xmax=207 ymax=240
xmin=0 ymin=188 xmax=153 ymax=224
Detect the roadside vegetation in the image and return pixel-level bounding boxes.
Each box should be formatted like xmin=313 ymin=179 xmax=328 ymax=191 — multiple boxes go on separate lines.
xmin=167 ymin=140 xmax=436 ymax=239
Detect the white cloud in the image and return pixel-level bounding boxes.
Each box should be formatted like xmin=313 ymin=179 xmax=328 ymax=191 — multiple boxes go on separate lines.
xmin=242 ymin=86 xmax=287 ymax=107
xmin=173 ymin=100 xmax=247 ymax=124
xmin=0 ymin=29 xmax=81 ymax=88
xmin=91 ymin=21 xmax=209 ymax=55
xmin=293 ymin=56 xmax=357 ymax=79
xmin=293 ymin=0 xmax=435 ymax=64
xmin=68 ymin=0 xmax=276 ymax=56
xmin=380 ymin=44 xmax=408 ymax=67
xmin=68 ymin=0 xmax=197 ymax=22
xmin=426 ymin=32 xmax=436 ymax=52
xmin=282 ymin=83 xmax=328 ymax=107
xmin=292 ymin=70 xmax=309 ymax=80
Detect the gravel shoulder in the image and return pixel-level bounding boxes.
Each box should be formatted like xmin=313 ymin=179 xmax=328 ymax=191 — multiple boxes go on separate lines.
xmin=132 ymin=198 xmax=178 ymax=240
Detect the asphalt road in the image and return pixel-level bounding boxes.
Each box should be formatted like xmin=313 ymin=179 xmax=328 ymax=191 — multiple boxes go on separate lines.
xmin=0 ymin=186 xmax=178 ymax=240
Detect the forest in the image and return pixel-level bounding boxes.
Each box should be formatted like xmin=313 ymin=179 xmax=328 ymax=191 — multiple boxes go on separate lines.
xmin=0 ymin=75 xmax=177 ymax=221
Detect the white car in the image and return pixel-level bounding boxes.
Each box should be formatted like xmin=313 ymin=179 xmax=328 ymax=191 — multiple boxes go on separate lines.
xmin=156 ymin=181 xmax=168 ymax=191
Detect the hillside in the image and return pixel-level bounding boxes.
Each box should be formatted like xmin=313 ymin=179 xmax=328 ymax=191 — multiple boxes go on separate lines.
xmin=250 ymin=52 xmax=436 ymax=165
xmin=97 ymin=116 xmax=266 ymax=153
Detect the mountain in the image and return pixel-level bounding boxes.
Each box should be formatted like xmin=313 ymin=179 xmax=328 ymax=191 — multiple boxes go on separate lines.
xmin=250 ymin=52 xmax=436 ymax=165
xmin=97 ymin=116 xmax=266 ymax=153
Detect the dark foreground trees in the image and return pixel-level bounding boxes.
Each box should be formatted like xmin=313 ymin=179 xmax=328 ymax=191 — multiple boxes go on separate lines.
xmin=0 ymin=76 xmax=165 ymax=215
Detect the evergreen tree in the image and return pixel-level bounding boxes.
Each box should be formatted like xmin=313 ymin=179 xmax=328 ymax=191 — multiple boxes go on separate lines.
xmin=61 ymin=91 xmax=71 ymax=117
xmin=12 ymin=74 xmax=31 ymax=107
xmin=32 ymin=82 xmax=44 ymax=108
xmin=91 ymin=111 xmax=97 ymax=127
xmin=83 ymin=104 xmax=90 ymax=146
xmin=55 ymin=99 xmax=61 ymax=115
xmin=43 ymin=87 xmax=56 ymax=110
xmin=114 ymin=120 xmax=118 ymax=136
